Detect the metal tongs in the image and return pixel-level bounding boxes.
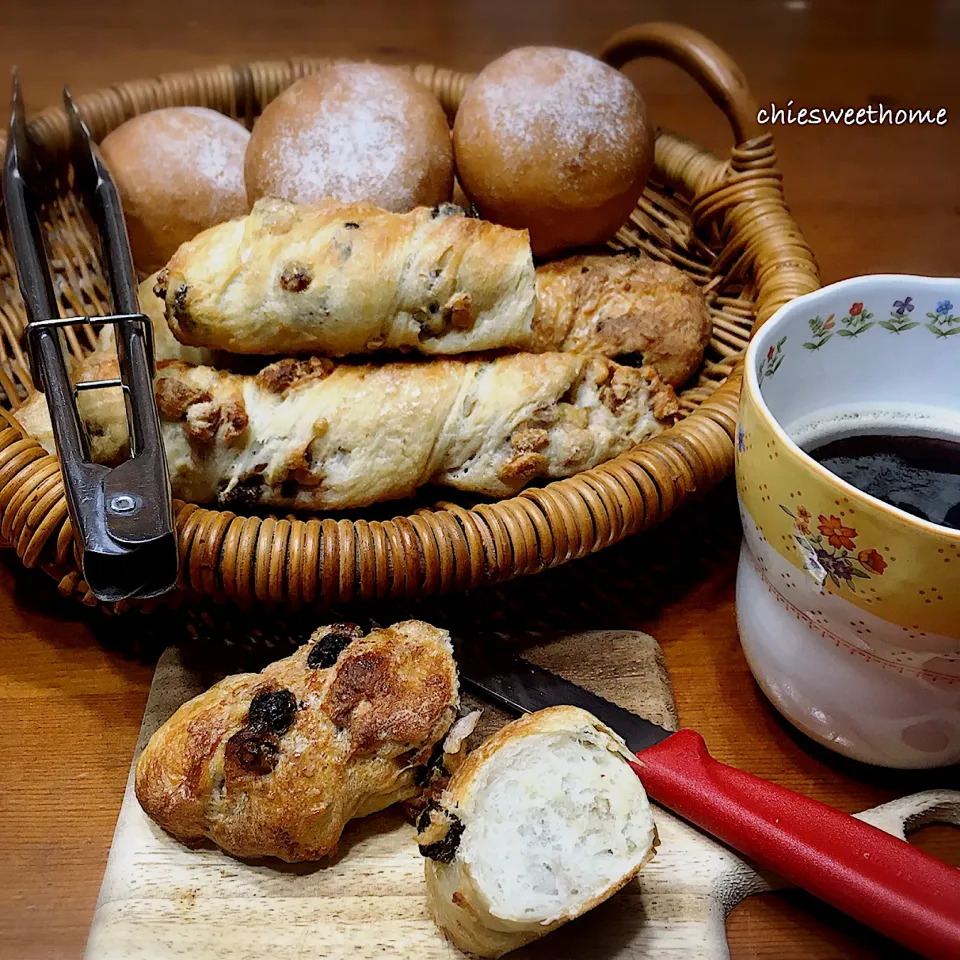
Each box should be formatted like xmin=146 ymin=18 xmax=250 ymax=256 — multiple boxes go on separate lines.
xmin=3 ymin=73 xmax=177 ymax=601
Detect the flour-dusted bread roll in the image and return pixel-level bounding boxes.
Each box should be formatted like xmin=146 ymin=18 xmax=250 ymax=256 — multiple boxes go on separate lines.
xmin=534 ymin=253 xmax=713 ymax=387
xmin=453 ymin=47 xmax=654 ymax=256
xmin=158 ymin=197 xmax=535 ymax=357
xmin=417 ymin=706 xmax=658 ymax=958
xmin=246 ymin=63 xmax=453 ymax=212
xmin=135 ymin=621 xmax=466 ymax=862
xmin=100 ymin=107 xmax=250 ymax=273
xmin=154 ymin=353 xmax=676 ymax=509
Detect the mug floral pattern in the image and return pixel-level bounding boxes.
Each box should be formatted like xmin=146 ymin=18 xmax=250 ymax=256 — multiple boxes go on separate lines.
xmin=780 ymin=503 xmax=888 ymax=591
xmin=757 ymin=336 xmax=786 ymax=379
xmin=759 ymin=293 xmax=960 ymax=380
xmin=882 ymin=296 xmax=919 ymax=333
xmin=802 ymin=314 xmax=835 ymax=350
xmin=839 ymin=301 xmax=875 ymax=336
xmin=925 ymin=300 xmax=959 ymax=338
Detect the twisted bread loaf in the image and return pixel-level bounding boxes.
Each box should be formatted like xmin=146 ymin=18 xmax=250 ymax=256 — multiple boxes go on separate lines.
xmin=157 ymin=199 xmax=710 ymax=385
xmin=155 ymin=352 xmax=675 ymax=509
xmin=158 ymin=197 xmax=537 ymax=357
xmin=17 ymin=350 xmax=676 ymax=509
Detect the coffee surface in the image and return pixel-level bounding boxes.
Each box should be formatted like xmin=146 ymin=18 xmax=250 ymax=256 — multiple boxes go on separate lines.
xmin=807 ymin=433 xmax=960 ymax=530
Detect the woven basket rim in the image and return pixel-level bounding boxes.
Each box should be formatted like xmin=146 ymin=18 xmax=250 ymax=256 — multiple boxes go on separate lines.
xmin=0 ymin=27 xmax=821 ymax=609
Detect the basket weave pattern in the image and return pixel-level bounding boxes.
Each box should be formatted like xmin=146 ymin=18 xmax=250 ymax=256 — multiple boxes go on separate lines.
xmin=0 ymin=24 xmax=819 ymax=610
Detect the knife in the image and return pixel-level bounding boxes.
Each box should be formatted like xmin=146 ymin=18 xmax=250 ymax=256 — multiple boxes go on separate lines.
xmin=449 ymin=632 xmax=960 ymax=960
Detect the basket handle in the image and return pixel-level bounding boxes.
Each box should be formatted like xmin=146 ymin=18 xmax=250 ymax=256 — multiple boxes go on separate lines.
xmin=599 ymin=22 xmax=761 ymax=145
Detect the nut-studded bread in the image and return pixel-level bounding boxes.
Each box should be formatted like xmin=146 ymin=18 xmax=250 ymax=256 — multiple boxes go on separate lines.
xmin=417 ymin=706 xmax=658 ymax=958
xmin=135 ymin=621 xmax=462 ymax=862
xmin=17 ymin=350 xmax=677 ymax=509
xmin=153 ymin=352 xmax=676 ymax=509
xmin=533 ymin=253 xmax=712 ymax=387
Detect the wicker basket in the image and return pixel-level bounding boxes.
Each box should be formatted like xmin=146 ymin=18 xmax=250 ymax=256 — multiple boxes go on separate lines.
xmin=0 ymin=22 xmax=819 ymax=611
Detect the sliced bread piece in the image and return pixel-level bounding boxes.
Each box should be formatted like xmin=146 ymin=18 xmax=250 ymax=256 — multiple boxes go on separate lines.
xmin=417 ymin=705 xmax=658 ymax=957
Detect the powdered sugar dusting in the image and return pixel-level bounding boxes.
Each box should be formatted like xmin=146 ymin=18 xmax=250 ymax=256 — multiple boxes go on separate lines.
xmin=111 ymin=107 xmax=249 ymax=221
xmin=472 ymin=47 xmax=640 ymax=162
xmin=253 ymin=64 xmax=451 ymax=212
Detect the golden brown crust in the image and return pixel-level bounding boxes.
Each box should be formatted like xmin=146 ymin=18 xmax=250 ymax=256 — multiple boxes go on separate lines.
xmin=134 ymin=621 xmax=459 ymax=862
xmin=533 ymin=253 xmax=713 ymax=387
xmin=100 ymin=108 xmax=250 ymax=273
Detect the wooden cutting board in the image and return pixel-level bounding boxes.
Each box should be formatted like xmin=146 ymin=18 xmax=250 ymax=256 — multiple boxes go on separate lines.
xmin=85 ymin=631 xmax=960 ymax=959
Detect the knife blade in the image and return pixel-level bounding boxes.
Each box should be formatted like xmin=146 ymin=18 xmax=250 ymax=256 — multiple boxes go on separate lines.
xmin=449 ymin=632 xmax=672 ymax=752
xmin=449 ymin=630 xmax=960 ymax=960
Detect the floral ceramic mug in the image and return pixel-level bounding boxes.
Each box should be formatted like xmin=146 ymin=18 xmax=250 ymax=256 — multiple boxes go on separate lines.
xmin=736 ymin=275 xmax=960 ymax=768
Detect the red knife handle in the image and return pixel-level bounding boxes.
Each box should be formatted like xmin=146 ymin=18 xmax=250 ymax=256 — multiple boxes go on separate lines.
xmin=633 ymin=729 xmax=960 ymax=959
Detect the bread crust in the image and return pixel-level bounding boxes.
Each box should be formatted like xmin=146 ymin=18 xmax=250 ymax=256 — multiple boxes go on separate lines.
xmin=159 ymin=197 xmax=536 ymax=357
xmin=534 ymin=253 xmax=712 ymax=387
xmin=134 ymin=621 xmax=460 ymax=862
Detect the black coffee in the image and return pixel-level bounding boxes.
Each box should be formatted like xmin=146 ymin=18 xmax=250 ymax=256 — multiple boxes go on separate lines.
xmin=806 ymin=433 xmax=960 ymax=530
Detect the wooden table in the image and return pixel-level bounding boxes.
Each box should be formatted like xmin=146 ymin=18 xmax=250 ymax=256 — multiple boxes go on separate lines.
xmin=0 ymin=1 xmax=957 ymax=957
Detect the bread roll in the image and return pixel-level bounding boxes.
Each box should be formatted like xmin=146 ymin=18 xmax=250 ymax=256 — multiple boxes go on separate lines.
xmin=418 ymin=706 xmax=658 ymax=958
xmin=16 ymin=351 xmax=677 ymax=509
xmin=136 ymin=621 xmax=465 ymax=862
xmin=534 ymin=253 xmax=712 ymax=387
xmin=453 ymin=47 xmax=654 ymax=256
xmin=100 ymin=107 xmax=250 ymax=273
xmin=245 ymin=63 xmax=453 ymax=212
xmin=158 ymin=198 xmax=536 ymax=357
